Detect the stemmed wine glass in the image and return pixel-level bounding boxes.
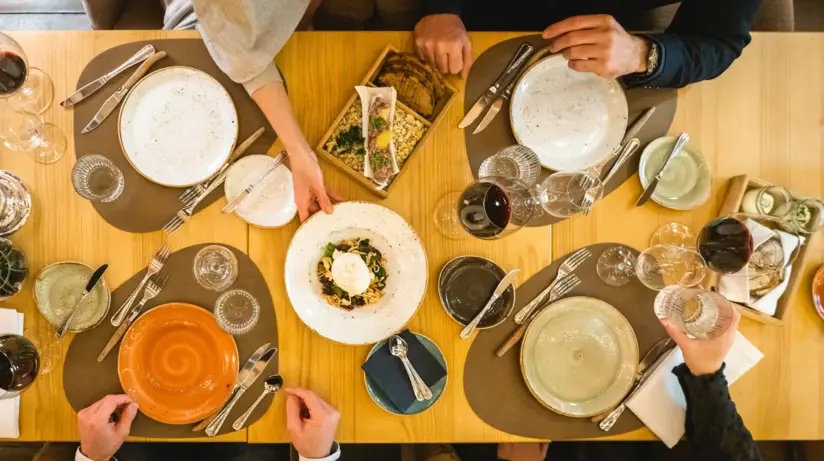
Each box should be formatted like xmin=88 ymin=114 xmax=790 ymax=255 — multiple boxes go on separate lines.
xmin=650 ymin=222 xmax=695 ymax=248
xmin=697 ymin=216 xmax=753 ymax=274
xmin=0 ymin=32 xmax=53 ymax=114
xmin=0 ymin=101 xmax=66 ymax=164
xmin=536 ymin=170 xmax=604 ymax=218
xmin=635 ymin=244 xmax=707 ymax=291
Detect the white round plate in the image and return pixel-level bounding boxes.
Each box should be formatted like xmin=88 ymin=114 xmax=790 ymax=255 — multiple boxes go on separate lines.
xmin=639 ymin=136 xmax=712 ymax=210
xmin=510 ymin=55 xmax=628 ymax=171
xmin=284 ymin=202 xmax=428 ymax=345
xmin=224 ymin=155 xmax=297 ymax=228
xmin=521 ymin=296 xmax=638 ymax=418
xmin=119 ymin=66 xmax=238 ymax=187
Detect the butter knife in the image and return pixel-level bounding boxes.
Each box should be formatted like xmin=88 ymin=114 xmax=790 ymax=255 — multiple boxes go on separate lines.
xmin=56 ymin=264 xmax=108 ymax=338
xmin=472 ymin=52 xmax=531 ymax=135
xmin=205 ymin=347 xmax=278 ymax=436
xmin=221 ymin=152 xmax=286 ymax=214
xmin=460 ymin=269 xmax=519 ymax=339
xmin=458 ymin=43 xmax=535 ymax=129
xmin=635 ymin=132 xmax=689 ymax=206
xmin=61 ymin=45 xmax=156 ymax=107
xmin=81 ymin=51 xmax=167 ymax=134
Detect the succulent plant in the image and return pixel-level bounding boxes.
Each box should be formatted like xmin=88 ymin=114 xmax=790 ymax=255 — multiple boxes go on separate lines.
xmin=0 ymin=238 xmax=28 ymax=300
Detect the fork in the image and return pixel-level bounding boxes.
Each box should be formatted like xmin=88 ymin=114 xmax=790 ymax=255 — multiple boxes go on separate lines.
xmin=163 ymin=170 xmax=228 ymax=234
xmin=513 ymin=248 xmax=591 ymax=324
xmin=495 ymin=274 xmax=582 ymax=358
xmin=97 ymin=271 xmax=170 ymax=362
xmin=110 ymin=243 xmax=171 ymax=326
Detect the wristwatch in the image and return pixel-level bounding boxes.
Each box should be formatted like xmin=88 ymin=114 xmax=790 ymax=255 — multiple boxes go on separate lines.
xmin=644 ymin=40 xmax=661 ymax=76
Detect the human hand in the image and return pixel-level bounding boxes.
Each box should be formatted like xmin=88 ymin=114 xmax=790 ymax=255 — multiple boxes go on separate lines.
xmin=285 ymin=387 xmax=340 ymax=459
xmin=288 ymin=149 xmax=340 ymax=222
xmin=543 ymin=15 xmax=649 ymax=78
xmin=497 ymin=442 xmax=550 ymax=461
xmin=660 ymin=308 xmax=741 ymax=376
xmin=414 ymin=14 xmax=474 ymax=78
xmin=77 ymin=395 xmax=138 ymax=461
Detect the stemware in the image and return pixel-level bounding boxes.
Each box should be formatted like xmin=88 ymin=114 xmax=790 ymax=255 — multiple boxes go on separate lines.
xmin=596 ymin=245 xmax=637 ymax=287
xmin=536 ymin=171 xmax=604 ymax=218
xmin=635 ymin=244 xmax=707 ymax=291
xmin=71 ymin=155 xmax=125 ymax=202
xmin=193 ymin=245 xmax=238 ymax=292
xmin=697 ymin=216 xmax=753 ymax=274
xmin=649 ymin=222 xmax=695 ymax=248
xmin=0 ymin=32 xmax=53 ymax=114
xmin=0 ymin=170 xmax=32 ymax=236
xmin=478 ymin=145 xmax=542 ymax=186
xmin=0 ymin=102 xmax=66 ymax=164
xmin=654 ymin=286 xmax=734 ymax=339
xmin=0 ymin=334 xmax=39 ymax=400
xmin=23 ymin=325 xmax=62 ymax=376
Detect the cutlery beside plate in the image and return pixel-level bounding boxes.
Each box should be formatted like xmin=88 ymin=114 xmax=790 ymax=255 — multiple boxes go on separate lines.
xmin=61 ymin=44 xmax=156 ymax=107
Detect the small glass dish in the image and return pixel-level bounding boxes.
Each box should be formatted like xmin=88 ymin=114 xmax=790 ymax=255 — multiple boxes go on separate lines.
xmin=214 ymin=289 xmax=260 ymax=335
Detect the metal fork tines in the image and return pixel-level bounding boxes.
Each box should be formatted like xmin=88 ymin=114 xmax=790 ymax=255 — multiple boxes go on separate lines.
xmin=162 ymin=208 xmax=193 ymax=235
xmin=513 ymin=248 xmax=592 ymax=324
xmin=110 ymin=243 xmax=172 ymax=326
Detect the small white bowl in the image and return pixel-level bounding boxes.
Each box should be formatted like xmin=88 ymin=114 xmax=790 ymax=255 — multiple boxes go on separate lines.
xmin=224 ymin=155 xmax=297 ymax=228
xmin=638 ymin=136 xmax=712 ymax=211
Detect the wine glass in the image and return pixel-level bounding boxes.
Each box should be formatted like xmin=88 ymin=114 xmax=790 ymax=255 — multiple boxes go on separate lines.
xmin=478 ymin=145 xmax=542 ymax=186
xmin=433 ymin=191 xmax=469 ymax=240
xmin=596 ymin=245 xmax=637 ymax=286
xmin=636 ymin=244 xmax=707 ymax=291
xmin=697 ymin=216 xmax=753 ymax=274
xmin=0 ymin=334 xmax=40 ymax=400
xmin=0 ymin=102 xmax=66 ymax=164
xmin=654 ymin=286 xmax=734 ymax=339
xmin=536 ymin=171 xmax=604 ymax=218
xmin=193 ymin=245 xmax=238 ymax=291
xmin=23 ymin=324 xmax=62 ymax=376
xmin=649 ymin=222 xmax=695 ymax=248
xmin=0 ymin=32 xmax=53 ymax=114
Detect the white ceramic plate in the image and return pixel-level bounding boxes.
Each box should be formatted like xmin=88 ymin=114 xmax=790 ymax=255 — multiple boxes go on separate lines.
xmin=521 ymin=296 xmax=638 ymax=418
xmin=639 ymin=136 xmax=712 ymax=210
xmin=510 ymin=55 xmax=628 ymax=171
xmin=224 ymin=155 xmax=297 ymax=228
xmin=119 ymin=66 xmax=238 ymax=187
xmin=284 ymin=202 xmax=428 ymax=345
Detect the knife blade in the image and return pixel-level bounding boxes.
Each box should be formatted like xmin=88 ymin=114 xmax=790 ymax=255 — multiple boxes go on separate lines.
xmin=56 ymin=264 xmax=108 ymax=338
xmin=61 ymin=45 xmax=156 ymax=107
xmin=635 ymin=132 xmax=689 ymax=206
xmin=621 ymin=106 xmax=656 ymax=146
xmin=458 ymin=43 xmax=535 ymax=129
xmin=460 ymin=269 xmax=519 ymax=339
xmin=82 ymin=51 xmax=167 ymax=134
xmin=221 ymin=152 xmax=285 ymax=214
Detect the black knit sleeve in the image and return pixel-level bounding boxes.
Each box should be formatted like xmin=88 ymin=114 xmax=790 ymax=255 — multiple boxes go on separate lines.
xmin=673 ymin=363 xmax=762 ymax=461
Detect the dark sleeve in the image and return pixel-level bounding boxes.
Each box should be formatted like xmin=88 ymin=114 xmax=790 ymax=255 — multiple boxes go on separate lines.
xmin=622 ymin=0 xmax=762 ymax=88
xmin=673 ymin=364 xmax=762 ymax=461
xmin=422 ymin=0 xmax=463 ymax=16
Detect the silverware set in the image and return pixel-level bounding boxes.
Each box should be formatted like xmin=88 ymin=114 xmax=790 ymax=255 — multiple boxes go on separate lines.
xmin=61 ymin=44 xmax=156 ymax=108
xmin=390 ymin=335 xmax=432 ymax=402
xmin=513 ymin=248 xmax=591 ymax=324
xmin=221 ymin=151 xmax=286 ymax=214
xmin=110 ymin=243 xmax=171 ymax=327
xmin=232 ymin=374 xmax=283 ymax=431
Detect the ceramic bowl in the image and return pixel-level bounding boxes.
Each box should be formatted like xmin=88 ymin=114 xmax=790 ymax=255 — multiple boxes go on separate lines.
xmin=438 ymin=256 xmax=515 ymax=329
xmin=639 ymin=136 xmax=711 ymax=210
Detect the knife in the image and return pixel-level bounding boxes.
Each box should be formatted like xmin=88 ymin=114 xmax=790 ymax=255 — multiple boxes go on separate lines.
xmin=472 ymin=49 xmax=534 ymax=135
xmin=460 ymin=269 xmax=519 ymax=339
xmin=192 ymin=343 xmax=272 ymax=432
xmin=221 ymin=152 xmax=286 ymax=214
xmin=205 ymin=347 xmax=278 ymax=436
xmin=81 ymin=51 xmax=167 ymax=134
xmin=602 ymin=138 xmax=640 ymax=186
xmin=56 ymin=264 xmax=108 ymax=338
xmin=61 ymin=45 xmax=156 ymax=107
xmin=621 ymin=106 xmax=656 ymax=147
xmin=635 ymin=132 xmax=689 ymax=207
xmin=458 ymin=43 xmax=535 ymax=129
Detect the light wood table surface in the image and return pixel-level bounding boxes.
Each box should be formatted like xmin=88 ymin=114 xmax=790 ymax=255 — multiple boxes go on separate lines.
xmin=0 ymin=30 xmax=822 ymax=444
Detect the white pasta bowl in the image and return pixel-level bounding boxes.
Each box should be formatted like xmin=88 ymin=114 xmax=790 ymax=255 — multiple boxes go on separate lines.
xmin=284 ymin=201 xmax=428 ymax=345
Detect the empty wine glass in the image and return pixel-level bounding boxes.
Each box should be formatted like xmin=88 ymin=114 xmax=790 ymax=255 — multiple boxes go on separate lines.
xmin=0 ymin=32 xmax=53 ymax=114
xmin=596 ymin=245 xmax=638 ymax=286
xmin=636 ymin=244 xmax=707 ymax=291
xmin=536 ymin=171 xmax=603 ymax=218
xmin=654 ymin=286 xmax=734 ymax=339
xmin=650 ymin=222 xmax=695 ymax=248
xmin=23 ymin=325 xmax=62 ymax=376
xmin=0 ymin=170 xmax=32 ymax=236
xmin=214 ymin=289 xmax=260 ymax=336
xmin=0 ymin=102 xmax=66 ymax=164
xmin=433 ymin=191 xmax=469 ymax=240
xmin=71 ymin=155 xmax=125 ymax=202
xmin=193 ymin=245 xmax=238 ymax=292
xmin=478 ymin=145 xmax=542 ymax=186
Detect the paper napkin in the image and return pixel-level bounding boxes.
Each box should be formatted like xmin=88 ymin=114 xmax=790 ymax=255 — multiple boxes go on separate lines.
xmin=0 ymin=307 xmax=24 ymax=439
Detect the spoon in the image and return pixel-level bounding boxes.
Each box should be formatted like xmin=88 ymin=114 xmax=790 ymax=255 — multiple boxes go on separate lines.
xmin=231 ymin=374 xmax=283 ymax=430
xmin=389 ymin=335 xmax=432 ymax=401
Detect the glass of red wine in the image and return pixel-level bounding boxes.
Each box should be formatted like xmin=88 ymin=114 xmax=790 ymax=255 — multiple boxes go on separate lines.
xmin=697 ymin=216 xmax=754 ymax=274
xmin=0 ymin=334 xmax=40 ymax=400
xmin=0 ymin=32 xmax=53 ymax=114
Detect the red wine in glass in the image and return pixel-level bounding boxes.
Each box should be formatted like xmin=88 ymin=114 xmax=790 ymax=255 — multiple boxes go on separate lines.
xmin=697 ymin=217 xmax=753 ymax=274
xmin=0 ymin=51 xmax=27 ymax=96
xmin=458 ymin=182 xmax=512 ymax=239
xmin=0 ymin=334 xmax=39 ymax=400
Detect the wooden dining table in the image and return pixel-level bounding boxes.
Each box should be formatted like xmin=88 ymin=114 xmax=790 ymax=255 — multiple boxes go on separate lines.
xmin=1 ymin=30 xmax=823 ymax=445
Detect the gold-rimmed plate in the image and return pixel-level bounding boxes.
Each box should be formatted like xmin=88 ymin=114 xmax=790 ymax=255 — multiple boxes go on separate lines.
xmin=520 ymin=296 xmax=638 ymax=418
xmin=118 ymin=66 xmax=238 ymax=187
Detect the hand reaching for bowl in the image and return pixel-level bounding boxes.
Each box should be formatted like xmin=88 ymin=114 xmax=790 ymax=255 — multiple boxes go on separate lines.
xmin=77 ymin=394 xmax=138 ymax=461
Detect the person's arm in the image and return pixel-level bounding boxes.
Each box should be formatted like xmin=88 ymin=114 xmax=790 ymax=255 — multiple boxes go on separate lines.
xmin=285 ymin=387 xmax=341 ymax=461
xmin=75 ymin=395 xmax=138 ymax=461
xmin=624 ymin=0 xmax=762 ymax=88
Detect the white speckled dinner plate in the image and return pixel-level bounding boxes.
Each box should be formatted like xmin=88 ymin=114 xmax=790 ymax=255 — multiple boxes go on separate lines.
xmin=510 ymin=55 xmax=628 ymax=171
xmin=118 ymin=66 xmax=238 ymax=187
xmin=224 ymin=155 xmax=297 ymax=228
xmin=521 ymin=296 xmax=638 ymax=418
xmin=284 ymin=202 xmax=428 ymax=345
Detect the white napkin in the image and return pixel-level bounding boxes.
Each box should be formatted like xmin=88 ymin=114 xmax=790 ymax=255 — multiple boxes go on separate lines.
xmin=0 ymin=307 xmax=24 ymax=439
xmin=626 ymin=332 xmax=763 ymax=448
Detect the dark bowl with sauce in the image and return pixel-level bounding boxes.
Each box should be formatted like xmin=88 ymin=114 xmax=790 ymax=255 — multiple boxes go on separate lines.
xmin=438 ymin=256 xmax=515 ymax=329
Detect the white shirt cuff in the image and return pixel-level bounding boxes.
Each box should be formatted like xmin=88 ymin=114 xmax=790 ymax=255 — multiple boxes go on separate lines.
xmin=298 ymin=442 xmax=341 ymax=461
xmin=76 ymin=448 xmax=116 ymax=461
xmin=242 ymin=61 xmax=283 ymax=96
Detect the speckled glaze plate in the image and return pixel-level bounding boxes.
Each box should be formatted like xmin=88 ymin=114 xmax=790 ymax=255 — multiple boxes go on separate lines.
xmin=521 ymin=296 xmax=638 ymax=418
xmin=639 ymin=136 xmax=712 ymax=210
xmin=284 ymin=202 xmax=428 ymax=345
xmin=510 ymin=55 xmax=627 ymax=171
xmin=33 ymin=261 xmax=111 ymax=332
xmin=224 ymin=155 xmax=297 ymax=228
xmin=119 ymin=66 xmax=238 ymax=187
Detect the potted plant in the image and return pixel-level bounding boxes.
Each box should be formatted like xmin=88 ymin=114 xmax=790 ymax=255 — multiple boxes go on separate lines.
xmin=0 ymin=238 xmax=28 ymax=300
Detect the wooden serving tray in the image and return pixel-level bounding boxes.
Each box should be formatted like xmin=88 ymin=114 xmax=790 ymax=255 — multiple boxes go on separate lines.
xmin=316 ymin=45 xmax=457 ymax=198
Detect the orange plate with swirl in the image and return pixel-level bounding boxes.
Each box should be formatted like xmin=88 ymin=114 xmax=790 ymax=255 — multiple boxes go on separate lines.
xmin=118 ymin=302 xmax=238 ymax=425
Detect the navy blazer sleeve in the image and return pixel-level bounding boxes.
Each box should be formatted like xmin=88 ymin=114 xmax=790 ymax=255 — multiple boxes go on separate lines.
xmin=625 ymin=0 xmax=763 ymax=88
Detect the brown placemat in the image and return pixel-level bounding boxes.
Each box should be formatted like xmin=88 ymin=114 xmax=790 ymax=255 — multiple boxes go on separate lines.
xmin=464 ymin=242 xmax=669 ymax=440
xmin=63 ymin=243 xmax=278 ymax=438
xmin=70 ymin=39 xmax=277 ymax=233
xmin=464 ymin=35 xmax=678 ymax=227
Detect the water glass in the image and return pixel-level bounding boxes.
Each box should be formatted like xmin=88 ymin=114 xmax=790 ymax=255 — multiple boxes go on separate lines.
xmin=536 ymin=171 xmax=603 ymax=218
xmin=478 ymin=145 xmax=542 ymax=186
xmin=214 ymin=289 xmax=260 ymax=336
xmin=71 ymin=155 xmax=125 ymax=202
xmin=0 ymin=170 xmax=32 ymax=236
xmin=654 ymin=286 xmax=734 ymax=339
xmin=193 ymin=245 xmax=238 ymax=292
xmin=636 ymin=244 xmax=707 ymax=291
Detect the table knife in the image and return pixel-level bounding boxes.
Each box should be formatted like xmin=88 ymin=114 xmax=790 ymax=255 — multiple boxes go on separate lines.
xmin=192 ymin=343 xmax=273 ymax=432
xmin=458 ymin=43 xmax=535 ymax=129
xmin=61 ymin=45 xmax=156 ymax=107
xmin=472 ymin=47 xmax=535 ymax=135
xmin=460 ymin=269 xmax=519 ymax=339
xmin=205 ymin=347 xmax=278 ymax=436
xmin=635 ymin=132 xmax=689 ymax=207
xmin=56 ymin=264 xmax=108 ymax=338
xmin=81 ymin=51 xmax=167 ymax=134
xmin=221 ymin=152 xmax=285 ymax=214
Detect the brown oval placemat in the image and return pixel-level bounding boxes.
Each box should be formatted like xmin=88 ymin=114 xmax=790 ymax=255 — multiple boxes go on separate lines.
xmin=63 ymin=243 xmax=278 ymax=438
xmin=464 ymin=35 xmax=677 ymax=227
xmin=464 ymin=242 xmax=669 ymax=440
xmin=70 ymin=39 xmax=277 ymax=233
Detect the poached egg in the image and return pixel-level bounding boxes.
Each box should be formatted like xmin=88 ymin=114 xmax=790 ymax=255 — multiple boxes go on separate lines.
xmin=331 ymin=251 xmax=372 ymax=295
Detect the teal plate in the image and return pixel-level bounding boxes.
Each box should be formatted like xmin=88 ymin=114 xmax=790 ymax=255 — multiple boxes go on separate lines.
xmin=363 ymin=333 xmax=448 ymax=415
